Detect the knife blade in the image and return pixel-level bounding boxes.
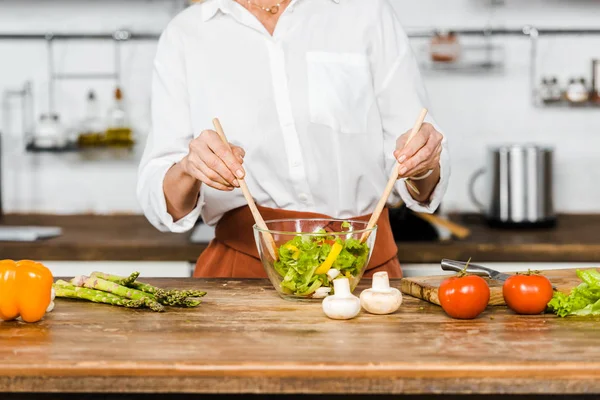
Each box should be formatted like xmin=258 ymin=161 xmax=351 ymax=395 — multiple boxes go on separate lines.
xmin=441 ymin=259 xmax=513 ymax=282
xmin=440 ymin=259 xmax=558 ymax=291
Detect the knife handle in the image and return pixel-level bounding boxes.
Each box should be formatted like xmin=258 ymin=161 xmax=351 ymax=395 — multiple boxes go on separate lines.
xmin=441 ymin=259 xmax=494 ymax=277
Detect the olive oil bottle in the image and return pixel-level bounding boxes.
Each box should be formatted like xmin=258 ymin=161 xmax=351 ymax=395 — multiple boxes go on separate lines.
xmin=105 ymin=86 xmax=133 ymax=148
xmin=78 ymin=90 xmax=105 ymax=148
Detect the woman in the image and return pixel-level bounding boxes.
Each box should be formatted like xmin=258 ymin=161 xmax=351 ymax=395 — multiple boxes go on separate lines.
xmin=137 ymin=0 xmax=450 ymax=278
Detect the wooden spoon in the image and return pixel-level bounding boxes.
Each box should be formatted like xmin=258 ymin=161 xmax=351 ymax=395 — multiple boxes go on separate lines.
xmin=212 ymin=118 xmax=278 ymax=261
xmin=360 ymin=108 xmax=428 ymax=243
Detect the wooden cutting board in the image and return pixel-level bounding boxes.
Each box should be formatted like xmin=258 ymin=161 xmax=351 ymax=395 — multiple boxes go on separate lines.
xmin=400 ymin=268 xmax=584 ymax=306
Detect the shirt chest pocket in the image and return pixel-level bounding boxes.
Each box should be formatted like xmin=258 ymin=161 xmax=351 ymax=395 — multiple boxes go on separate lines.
xmin=306 ymin=52 xmax=375 ymax=134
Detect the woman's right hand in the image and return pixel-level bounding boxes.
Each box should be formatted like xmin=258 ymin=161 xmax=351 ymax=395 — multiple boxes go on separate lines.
xmin=180 ymin=129 xmax=246 ymax=191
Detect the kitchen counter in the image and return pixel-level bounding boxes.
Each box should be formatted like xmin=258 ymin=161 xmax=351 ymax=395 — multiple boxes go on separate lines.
xmin=1 ymin=278 xmax=599 ymax=397
xmin=0 ymin=214 xmax=206 ymax=262
xmin=1 ymin=213 xmax=600 ymax=263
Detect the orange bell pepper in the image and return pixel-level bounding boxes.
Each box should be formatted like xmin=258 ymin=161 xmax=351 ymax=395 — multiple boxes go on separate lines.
xmin=0 ymin=260 xmax=54 ymax=323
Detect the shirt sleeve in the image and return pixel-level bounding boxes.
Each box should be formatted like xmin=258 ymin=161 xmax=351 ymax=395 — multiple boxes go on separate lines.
xmin=370 ymin=0 xmax=450 ymax=214
xmin=137 ymin=24 xmax=203 ymax=233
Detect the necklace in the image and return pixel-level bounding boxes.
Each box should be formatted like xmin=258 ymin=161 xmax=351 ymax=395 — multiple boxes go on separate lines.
xmin=244 ymin=0 xmax=288 ymax=14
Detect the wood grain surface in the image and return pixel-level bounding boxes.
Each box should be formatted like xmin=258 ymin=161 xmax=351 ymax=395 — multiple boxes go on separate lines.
xmin=0 ymin=214 xmax=206 ymax=262
xmin=401 ymin=268 xmax=583 ymax=306
xmin=1 ymin=213 xmax=600 ymax=263
xmin=398 ymin=213 xmax=600 ymax=263
xmin=1 ymin=278 xmax=600 ymax=395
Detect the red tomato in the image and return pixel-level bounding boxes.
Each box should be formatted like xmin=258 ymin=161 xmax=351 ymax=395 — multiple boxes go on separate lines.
xmin=438 ymin=275 xmax=490 ymax=319
xmin=502 ymin=273 xmax=554 ymax=315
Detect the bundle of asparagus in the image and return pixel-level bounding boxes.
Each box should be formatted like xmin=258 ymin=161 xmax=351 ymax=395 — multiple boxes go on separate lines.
xmin=53 ymin=272 xmax=206 ymax=312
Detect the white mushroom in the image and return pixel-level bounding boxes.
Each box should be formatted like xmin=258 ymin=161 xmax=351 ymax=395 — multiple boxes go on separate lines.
xmin=359 ymin=271 xmax=402 ymax=315
xmin=322 ymin=278 xmax=361 ymax=320
xmin=326 ymin=269 xmax=340 ymax=281
xmin=312 ymin=287 xmax=332 ymax=299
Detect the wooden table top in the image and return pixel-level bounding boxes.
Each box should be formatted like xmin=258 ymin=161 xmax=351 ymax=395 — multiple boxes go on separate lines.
xmin=1 ymin=278 xmax=599 ymax=395
xmin=1 ymin=213 xmax=600 ymax=263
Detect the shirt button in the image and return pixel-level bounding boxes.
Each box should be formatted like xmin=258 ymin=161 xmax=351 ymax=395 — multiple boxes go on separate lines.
xmin=291 ymin=160 xmax=300 ymax=167
xmin=299 ymin=193 xmax=309 ymax=202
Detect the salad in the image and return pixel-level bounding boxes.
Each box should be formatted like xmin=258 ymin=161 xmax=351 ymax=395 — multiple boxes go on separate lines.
xmin=272 ymin=222 xmax=370 ymax=298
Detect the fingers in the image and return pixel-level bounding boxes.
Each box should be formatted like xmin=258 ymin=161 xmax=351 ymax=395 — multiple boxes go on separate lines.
xmin=232 ymin=145 xmax=246 ymax=164
xmin=394 ymin=123 xmax=432 ymax=164
xmin=395 ymin=124 xmax=443 ymax=178
xmin=393 ymin=136 xmax=408 ymax=160
xmin=182 ymin=157 xmax=234 ymax=192
xmin=186 ymin=130 xmax=248 ymax=191
xmin=401 ymin=144 xmax=442 ymax=178
xmin=202 ymin=130 xmax=246 ymax=180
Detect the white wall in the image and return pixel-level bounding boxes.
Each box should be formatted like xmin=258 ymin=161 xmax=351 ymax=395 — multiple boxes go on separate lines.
xmin=395 ymin=0 xmax=600 ymax=213
xmin=1 ymin=0 xmax=599 ymax=215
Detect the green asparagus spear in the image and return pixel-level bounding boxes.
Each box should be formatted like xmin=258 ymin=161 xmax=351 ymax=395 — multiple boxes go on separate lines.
xmin=129 ymin=280 xmax=206 ymax=299
xmin=90 ymin=271 xmax=140 ymax=286
xmin=73 ymin=276 xmax=164 ymax=312
xmin=178 ymin=289 xmax=207 ymax=298
xmin=76 ymin=273 xmax=207 ymax=308
xmin=181 ymin=298 xmax=202 ymax=307
xmin=53 ymin=283 xmax=144 ymax=308
xmin=130 ymin=281 xmax=206 ymax=307
xmin=129 ymin=281 xmax=159 ymax=295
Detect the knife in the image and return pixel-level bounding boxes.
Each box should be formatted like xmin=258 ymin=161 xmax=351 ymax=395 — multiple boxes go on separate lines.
xmin=441 ymin=259 xmax=559 ymax=291
xmin=440 ymin=259 xmax=513 ymax=282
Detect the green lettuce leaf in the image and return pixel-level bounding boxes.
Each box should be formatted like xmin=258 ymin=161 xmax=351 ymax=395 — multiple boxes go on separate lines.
xmin=547 ymin=269 xmax=600 ymax=317
xmin=571 ymin=298 xmax=600 ymax=316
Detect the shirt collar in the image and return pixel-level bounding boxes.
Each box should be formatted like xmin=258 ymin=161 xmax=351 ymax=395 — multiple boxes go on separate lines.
xmin=200 ymin=0 xmax=340 ymax=22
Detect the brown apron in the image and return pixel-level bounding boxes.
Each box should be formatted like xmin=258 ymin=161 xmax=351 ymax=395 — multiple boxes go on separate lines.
xmin=194 ymin=205 xmax=401 ymax=279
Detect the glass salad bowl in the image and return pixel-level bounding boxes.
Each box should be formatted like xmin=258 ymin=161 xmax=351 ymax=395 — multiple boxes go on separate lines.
xmin=253 ymin=219 xmax=377 ymax=301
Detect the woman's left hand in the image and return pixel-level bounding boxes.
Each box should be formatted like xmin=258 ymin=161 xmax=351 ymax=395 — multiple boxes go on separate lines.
xmin=393 ymin=123 xmax=443 ymax=179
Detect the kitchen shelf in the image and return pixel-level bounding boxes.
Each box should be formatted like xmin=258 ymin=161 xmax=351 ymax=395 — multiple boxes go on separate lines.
xmin=25 ymin=142 xmax=79 ymax=153
xmin=536 ymin=100 xmax=600 ymax=109
xmin=0 ymin=32 xmax=159 ymax=41
xmin=1 ymin=27 xmax=599 ymax=42
xmin=25 ymin=140 xmax=138 ymax=163
xmin=405 ymin=27 xmax=600 ymax=38
xmin=421 ymin=61 xmax=503 ymax=73
xmin=417 ymin=42 xmax=505 ymax=74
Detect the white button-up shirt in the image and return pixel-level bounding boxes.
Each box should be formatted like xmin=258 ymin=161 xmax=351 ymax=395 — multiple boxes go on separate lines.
xmin=138 ymin=0 xmax=450 ymax=233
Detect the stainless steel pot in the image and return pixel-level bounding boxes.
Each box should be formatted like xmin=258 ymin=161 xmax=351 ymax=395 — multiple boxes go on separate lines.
xmin=469 ymin=144 xmax=556 ymax=227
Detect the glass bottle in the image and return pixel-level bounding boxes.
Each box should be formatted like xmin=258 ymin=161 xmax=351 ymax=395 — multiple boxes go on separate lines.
xmin=539 ymin=77 xmax=551 ymax=103
xmin=78 ymin=90 xmax=105 ymax=147
xmin=566 ymin=77 xmax=589 ymax=105
xmin=105 ymin=86 xmax=133 ymax=147
xmin=548 ymin=77 xmax=563 ymax=103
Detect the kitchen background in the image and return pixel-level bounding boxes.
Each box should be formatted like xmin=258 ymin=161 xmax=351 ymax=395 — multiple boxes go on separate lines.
xmin=1 ymin=0 xmax=600 ymax=215
xmin=1 ymin=0 xmax=599 ymax=277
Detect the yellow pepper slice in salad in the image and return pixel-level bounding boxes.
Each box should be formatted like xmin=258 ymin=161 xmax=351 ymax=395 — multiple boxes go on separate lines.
xmin=284 ymin=244 xmax=301 ymax=259
xmin=315 ymin=242 xmax=343 ymax=275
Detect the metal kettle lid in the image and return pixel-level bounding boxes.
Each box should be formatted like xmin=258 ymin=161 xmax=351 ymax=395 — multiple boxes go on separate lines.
xmin=489 ymin=143 xmax=554 ymax=153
